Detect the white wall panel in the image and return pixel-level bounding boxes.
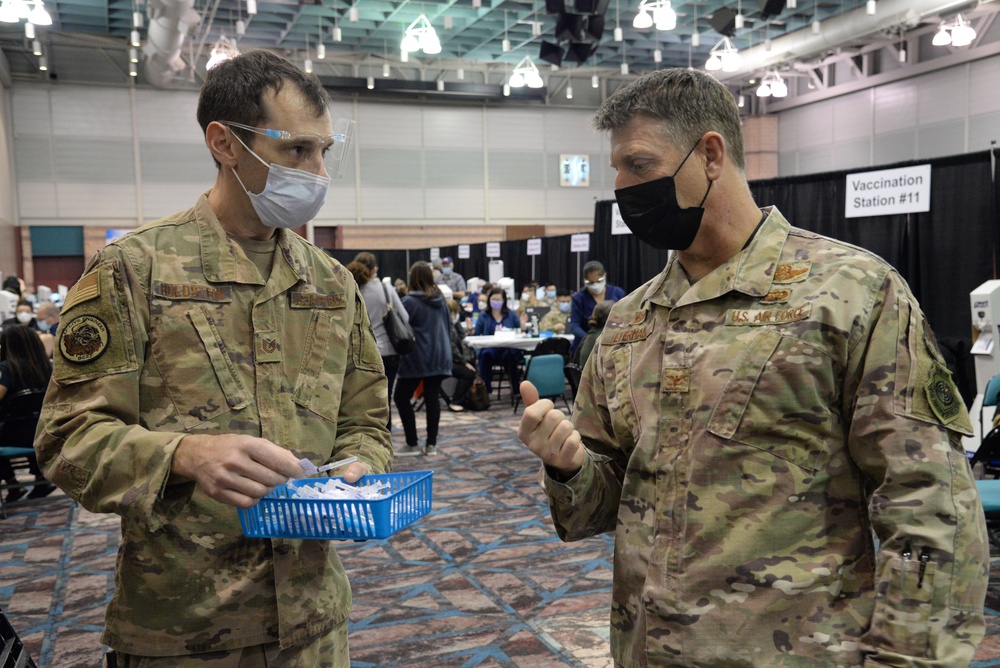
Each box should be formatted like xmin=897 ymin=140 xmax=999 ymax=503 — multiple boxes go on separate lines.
xmin=487 ymin=109 xmax=545 ymax=150
xmin=315 ymin=187 xmax=357 ymax=222
xmin=422 ymin=107 xmax=483 ymax=149
xmin=969 ymin=112 xmax=1000 ymax=152
xmin=51 ymin=86 xmax=132 ymax=138
xmin=488 ymin=151 xmax=545 ymax=189
xmin=358 ymin=104 xmax=422 ymax=148
xmin=794 ymin=104 xmax=833 ymax=149
xmin=140 ymin=142 xmax=217 ymax=183
xmin=488 ymin=189 xmax=545 ymax=218
xmin=917 ymin=121 xmax=966 ymax=159
xmin=832 ymin=91 xmax=872 ymax=142
xmin=970 ymin=58 xmax=1000 ymax=117
xmin=424 ymin=149 xmax=484 ymax=188
xmin=778 ymin=152 xmax=798 ymax=176
xmin=545 ymin=189 xmax=598 ymax=219
xmin=778 ymin=107 xmax=803 ymax=152
xmin=873 ymin=130 xmax=917 ymax=164
xmin=54 ymin=139 xmax=134 ymax=183
xmin=916 ymin=70 xmax=967 ymax=126
xmin=797 ymin=146 xmax=833 ymax=175
xmin=14 ymin=136 xmax=52 ymax=181
xmin=359 ymin=147 xmax=423 ymax=187
xmin=18 ymin=182 xmax=58 ymax=218
xmin=56 ymin=183 xmax=137 ymax=218
xmin=542 ymin=109 xmax=603 ymax=153
xmin=136 ymin=90 xmax=202 ymax=142
xmin=873 ymin=81 xmax=918 ymax=135
xmin=832 ymin=138 xmax=871 ymax=171
xmin=140 ymin=183 xmax=210 ymax=220
xmin=361 ymin=187 xmax=424 ymax=218
xmin=12 ymin=86 xmax=51 ymax=136
xmin=425 ymin=188 xmax=485 ymax=219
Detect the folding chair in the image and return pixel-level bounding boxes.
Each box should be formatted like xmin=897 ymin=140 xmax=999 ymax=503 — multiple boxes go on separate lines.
xmin=0 ymin=606 xmax=38 ymax=667
xmin=563 ymin=363 xmax=583 ymax=401
xmin=532 ymin=336 xmax=571 ymax=361
xmin=0 ymin=388 xmax=47 ymax=520
xmin=513 ymin=354 xmax=570 ymax=413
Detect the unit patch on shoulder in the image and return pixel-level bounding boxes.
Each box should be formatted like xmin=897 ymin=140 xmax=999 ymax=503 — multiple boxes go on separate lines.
xmin=773 ymin=262 xmax=812 ymax=284
xmin=925 ymin=363 xmax=961 ymax=425
xmin=59 ymin=315 xmax=110 ymax=364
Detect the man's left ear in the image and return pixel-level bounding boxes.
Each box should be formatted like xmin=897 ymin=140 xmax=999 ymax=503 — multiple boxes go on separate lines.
xmin=702 ymin=132 xmax=726 ymax=180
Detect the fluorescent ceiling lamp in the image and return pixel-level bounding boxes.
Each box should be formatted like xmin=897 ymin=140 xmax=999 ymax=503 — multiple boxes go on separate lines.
xmin=591 ymin=74 xmax=599 ymax=87
xmin=130 ymin=29 xmax=141 ymax=47
xmin=503 ymin=83 xmax=510 ymax=96
xmin=620 ymin=61 xmax=629 ymax=75
xmin=402 ymin=14 xmax=441 ymax=55
xmin=24 ymin=21 xmax=33 ymax=38
xmin=31 ymin=38 xmax=40 ymax=55
xmin=133 ymin=10 xmax=143 ymax=28
xmin=367 ymin=76 xmax=374 ymax=89
xmin=734 ymin=13 xmax=744 ymax=29
xmin=653 ymin=48 xmax=661 ymax=63
xmin=566 ymin=84 xmax=572 ymax=99
xmin=129 ymin=46 xmax=138 ymax=63
xmin=246 ymin=0 xmax=256 ymax=15
xmin=348 ymin=5 xmax=358 ymax=22
xmin=333 ymin=25 xmax=342 ymax=42
xmin=38 ymin=55 xmax=46 ymax=70
xmin=613 ymin=26 xmax=623 ymax=41
xmin=457 ymin=67 xmax=464 ymax=80
xmin=316 ymin=42 xmax=325 ymax=59
xmin=866 ymin=0 xmax=875 ymax=15
xmin=129 ymin=62 xmax=137 ymax=77
xmin=737 ymin=94 xmax=745 ymax=107
xmin=691 ymin=32 xmax=699 ymax=47
xmin=303 ymin=57 xmax=312 ymax=73
xmin=383 ymin=62 xmax=390 ymax=77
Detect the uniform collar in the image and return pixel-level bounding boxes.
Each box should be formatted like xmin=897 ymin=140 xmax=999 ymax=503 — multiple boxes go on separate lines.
xmin=646 ymin=206 xmax=790 ymax=309
xmin=195 ymin=192 xmax=311 ymax=289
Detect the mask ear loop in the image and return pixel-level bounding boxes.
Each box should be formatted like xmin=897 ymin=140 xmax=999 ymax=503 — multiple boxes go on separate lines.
xmin=226 ymin=127 xmax=271 ymax=197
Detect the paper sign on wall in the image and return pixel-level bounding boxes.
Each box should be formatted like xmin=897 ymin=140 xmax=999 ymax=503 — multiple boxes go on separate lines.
xmin=845 ymin=164 xmax=931 ymax=218
xmin=486 ymin=242 xmax=501 ymax=258
xmin=527 ymin=239 xmax=542 ymax=256
xmin=430 ymin=247 xmax=441 ymax=260
xmin=458 ymin=244 xmax=470 ymax=259
xmin=571 ymin=233 xmax=590 ymax=253
xmin=611 ymin=202 xmax=631 ymax=235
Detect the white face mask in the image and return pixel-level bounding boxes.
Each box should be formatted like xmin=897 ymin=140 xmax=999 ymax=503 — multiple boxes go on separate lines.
xmin=587 ymin=278 xmax=606 ymax=295
xmin=230 ymin=132 xmax=330 ymax=229
xmin=16 ymin=311 xmax=33 ymax=324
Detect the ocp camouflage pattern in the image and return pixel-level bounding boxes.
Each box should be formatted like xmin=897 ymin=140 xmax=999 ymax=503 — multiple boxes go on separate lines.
xmin=543 ymin=208 xmax=988 ymax=667
xmin=34 ymin=193 xmax=393 ymax=657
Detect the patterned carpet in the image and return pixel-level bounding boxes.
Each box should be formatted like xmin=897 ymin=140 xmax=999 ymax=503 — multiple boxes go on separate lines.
xmin=3 ymin=402 xmax=1000 ymax=667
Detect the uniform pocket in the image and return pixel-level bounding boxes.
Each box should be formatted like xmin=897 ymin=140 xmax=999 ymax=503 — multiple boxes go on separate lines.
xmin=149 ymin=305 xmax=249 ymax=430
xmin=868 ymin=550 xmax=935 ymax=658
xmin=293 ymin=310 xmax=347 ymax=422
xmin=706 ymin=329 xmax=840 ymax=473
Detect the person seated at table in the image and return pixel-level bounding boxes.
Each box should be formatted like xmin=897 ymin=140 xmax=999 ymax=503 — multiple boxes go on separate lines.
xmin=572 ymin=299 xmax=614 ymax=369
xmin=474 ymin=287 xmax=522 ymax=395
xmin=2 ymin=300 xmax=46 ymax=334
xmin=447 ymin=299 xmax=477 ymax=411
xmin=539 ymin=289 xmax=572 ymax=333
xmin=517 ymin=282 xmax=541 ymax=329
xmin=542 ymin=283 xmax=558 ymax=306
xmin=0 ymin=325 xmax=56 ymax=502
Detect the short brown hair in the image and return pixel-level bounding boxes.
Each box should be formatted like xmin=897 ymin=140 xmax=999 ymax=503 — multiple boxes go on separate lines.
xmin=594 ymin=69 xmax=745 ymax=171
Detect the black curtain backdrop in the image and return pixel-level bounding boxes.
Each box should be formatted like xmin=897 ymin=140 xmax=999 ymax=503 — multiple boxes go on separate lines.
xmin=326 ymin=150 xmax=1000 ymax=348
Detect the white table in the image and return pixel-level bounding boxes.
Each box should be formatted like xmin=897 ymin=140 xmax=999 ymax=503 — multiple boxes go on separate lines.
xmin=463 ymin=334 xmax=573 ymax=351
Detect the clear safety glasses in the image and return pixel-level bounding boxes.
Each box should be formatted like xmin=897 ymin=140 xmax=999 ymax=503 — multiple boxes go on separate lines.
xmin=222 ymin=118 xmax=355 ymax=178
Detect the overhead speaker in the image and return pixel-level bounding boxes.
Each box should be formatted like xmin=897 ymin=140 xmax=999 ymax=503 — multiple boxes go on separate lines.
xmin=756 ymin=0 xmax=785 ymax=19
xmin=555 ymin=13 xmax=585 ymax=41
xmin=709 ymin=7 xmax=737 ymax=37
xmin=539 ymin=41 xmax=564 ymax=66
xmin=545 ymin=0 xmax=565 ymax=14
xmin=585 ymin=14 xmax=605 ymax=40
xmin=564 ymin=41 xmax=599 ymax=63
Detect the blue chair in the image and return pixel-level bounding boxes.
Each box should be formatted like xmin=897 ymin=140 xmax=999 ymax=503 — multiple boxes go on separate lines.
xmin=980 ymin=374 xmax=1000 ymax=439
xmin=513 ymin=354 xmax=569 ymax=413
xmin=0 ymin=387 xmax=48 ymax=519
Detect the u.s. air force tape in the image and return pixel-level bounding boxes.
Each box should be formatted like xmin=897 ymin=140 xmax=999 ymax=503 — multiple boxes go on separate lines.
xmin=59 ymin=315 xmax=110 ymax=364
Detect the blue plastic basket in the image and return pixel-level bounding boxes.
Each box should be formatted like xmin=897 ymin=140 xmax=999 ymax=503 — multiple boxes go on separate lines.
xmin=238 ymin=470 xmax=433 ymax=541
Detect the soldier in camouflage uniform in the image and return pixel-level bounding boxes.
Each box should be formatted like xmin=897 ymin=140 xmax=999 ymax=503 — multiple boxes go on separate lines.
xmin=518 ymin=68 xmax=988 ymax=667
xmin=33 ymin=51 xmax=393 ymax=666
xmin=538 ymin=289 xmax=573 ymax=334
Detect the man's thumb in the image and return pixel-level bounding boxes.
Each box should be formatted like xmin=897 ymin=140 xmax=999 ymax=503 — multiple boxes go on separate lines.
xmin=520 ymin=381 xmax=540 ymax=406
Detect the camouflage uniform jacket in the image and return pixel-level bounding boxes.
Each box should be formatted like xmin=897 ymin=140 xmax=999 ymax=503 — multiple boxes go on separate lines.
xmin=543 ymin=208 xmax=987 ymax=667
xmin=34 ymin=193 xmax=393 ymax=656
xmin=538 ymin=307 xmax=570 ymax=333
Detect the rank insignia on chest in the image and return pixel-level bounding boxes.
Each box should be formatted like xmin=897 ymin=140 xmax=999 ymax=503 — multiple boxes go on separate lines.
xmin=661 ymin=367 xmax=690 ymax=393
xmin=760 ymin=288 xmax=791 ymax=305
xmin=255 ymin=331 xmax=282 ymax=363
xmin=290 ymin=291 xmax=346 ymax=309
xmin=630 ymin=309 xmax=649 ymax=325
xmin=59 ymin=315 xmax=110 ymax=364
xmin=773 ymin=262 xmax=812 ymax=284
xmin=925 ymin=363 xmax=961 ymax=425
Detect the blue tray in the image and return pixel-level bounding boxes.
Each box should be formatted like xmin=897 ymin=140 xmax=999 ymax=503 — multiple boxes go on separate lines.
xmin=238 ymin=470 xmax=433 ymax=541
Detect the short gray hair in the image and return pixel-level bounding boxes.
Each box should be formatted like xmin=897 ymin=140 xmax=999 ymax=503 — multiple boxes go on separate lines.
xmin=594 ymin=69 xmax=745 ymax=171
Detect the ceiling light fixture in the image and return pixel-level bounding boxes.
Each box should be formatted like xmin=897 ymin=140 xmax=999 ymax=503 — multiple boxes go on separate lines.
xmin=950 ymin=14 xmax=977 ymax=47
xmin=27 ymin=0 xmax=49 ymax=26
xmin=691 ymin=0 xmax=699 ymax=45
xmin=132 ymin=9 xmax=143 ymax=29
xmin=632 ymin=0 xmax=676 ymax=31
xmin=348 ymin=5 xmax=358 ymax=22
xmin=367 ymin=76 xmax=374 ymax=89
xmin=401 ymin=13 xmax=441 ymax=55
xmin=129 ymin=46 xmax=138 ymax=62
xmin=737 ymin=93 xmax=745 ymax=107
xmin=1 ymin=0 xmax=22 ymax=22
xmin=38 ymin=54 xmax=46 ymax=70
xmin=31 ymin=38 xmax=40 ymax=55
xmin=866 ymin=0 xmax=876 ymax=15
xmin=315 ymin=17 xmax=324 ymax=58
xmin=592 ymin=73 xmax=599 ymax=88
xmin=786 ymin=0 xmax=795 ymax=7
xmin=332 ymin=19 xmax=342 ymax=42
xmin=614 ymin=0 xmax=622 ymax=40
xmin=566 ymin=83 xmax=573 ymax=99
xmin=206 ymin=34 xmax=238 ymax=70
xmin=705 ymin=36 xmax=741 ymax=72
xmin=129 ymin=61 xmax=137 ymax=76
xmin=246 ymin=0 xmax=256 ymax=15
xmin=130 ymin=29 xmax=141 ymax=47
xmin=734 ymin=0 xmax=744 ymax=30
xmin=653 ymin=48 xmax=661 ymax=63
xmin=755 ymin=69 xmax=787 ymax=97
xmin=383 ymin=62 xmax=390 ymax=77
xmin=457 ymin=67 xmax=464 ymax=80
xmin=24 ymin=21 xmax=33 ymax=38
xmin=509 ymin=55 xmax=544 ymax=88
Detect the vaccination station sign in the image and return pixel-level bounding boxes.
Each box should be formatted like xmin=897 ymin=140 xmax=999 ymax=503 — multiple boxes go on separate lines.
xmin=844 ymin=164 xmax=931 ymax=218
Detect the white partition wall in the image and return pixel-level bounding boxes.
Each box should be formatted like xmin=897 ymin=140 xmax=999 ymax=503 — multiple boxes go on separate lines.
xmin=11 ymin=83 xmax=614 ymax=232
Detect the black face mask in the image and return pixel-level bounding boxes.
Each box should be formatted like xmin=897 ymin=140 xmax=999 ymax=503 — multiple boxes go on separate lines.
xmin=614 ymin=141 xmax=712 ymax=251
